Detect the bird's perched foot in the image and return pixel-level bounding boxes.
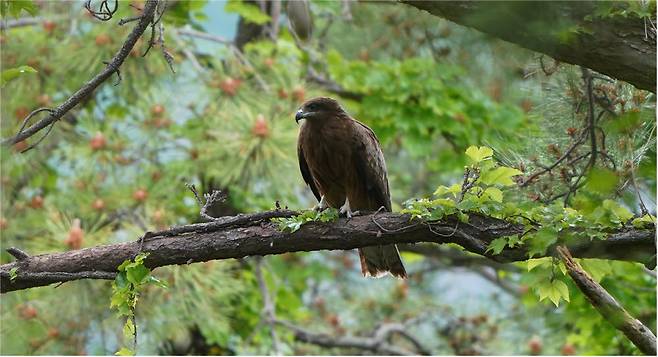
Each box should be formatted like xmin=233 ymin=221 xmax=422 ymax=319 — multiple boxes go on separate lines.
xmin=314 ymin=195 xmax=328 ymax=212
xmin=339 ymin=198 xmax=360 ymax=218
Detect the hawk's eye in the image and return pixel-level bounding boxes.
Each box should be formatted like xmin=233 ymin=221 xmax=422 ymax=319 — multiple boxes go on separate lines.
xmin=307 ymin=103 xmax=319 ymax=111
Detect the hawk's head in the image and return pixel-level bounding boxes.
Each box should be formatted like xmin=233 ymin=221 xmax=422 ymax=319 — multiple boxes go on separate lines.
xmin=295 ymin=97 xmax=344 ymax=123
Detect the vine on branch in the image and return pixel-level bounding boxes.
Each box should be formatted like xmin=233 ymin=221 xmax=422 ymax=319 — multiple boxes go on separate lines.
xmin=110 ymin=253 xmax=167 ymax=356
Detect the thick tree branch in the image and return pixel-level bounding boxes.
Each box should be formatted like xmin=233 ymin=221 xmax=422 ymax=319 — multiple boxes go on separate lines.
xmin=1 ymin=0 xmax=159 ymax=147
xmin=558 ymin=246 xmax=657 ymax=355
xmin=0 ymin=210 xmax=654 ymax=293
xmin=402 ymin=1 xmax=656 ymax=92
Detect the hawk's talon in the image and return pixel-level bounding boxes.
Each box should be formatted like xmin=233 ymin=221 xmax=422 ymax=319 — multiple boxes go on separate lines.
xmin=339 ymin=199 xmax=359 ymax=218
xmin=314 ymin=195 xmax=328 ymax=212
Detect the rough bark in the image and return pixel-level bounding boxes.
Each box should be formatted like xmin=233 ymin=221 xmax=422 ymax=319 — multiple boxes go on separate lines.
xmin=558 ymin=246 xmax=657 ymax=355
xmin=1 ymin=210 xmax=654 ymax=293
xmin=402 ymin=1 xmax=656 ymax=92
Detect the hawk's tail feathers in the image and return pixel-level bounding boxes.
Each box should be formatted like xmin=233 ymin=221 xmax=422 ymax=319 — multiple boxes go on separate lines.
xmin=358 ymin=245 xmax=407 ymax=279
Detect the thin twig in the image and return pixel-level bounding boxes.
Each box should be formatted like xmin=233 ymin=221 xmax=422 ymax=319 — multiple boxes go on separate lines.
xmin=85 ymin=0 xmax=118 ymax=21
xmin=520 ymin=131 xmax=588 ymax=187
xmin=118 ymin=15 xmax=143 ymax=26
xmin=630 ymin=168 xmax=650 ymax=216
xmin=175 ymin=28 xmax=270 ymax=92
xmin=582 ymin=67 xmax=598 ymax=168
xmin=2 ymin=0 xmax=159 ymax=148
xmin=254 ymin=258 xmax=281 ymax=355
xmin=371 ymin=206 xmax=419 ymax=233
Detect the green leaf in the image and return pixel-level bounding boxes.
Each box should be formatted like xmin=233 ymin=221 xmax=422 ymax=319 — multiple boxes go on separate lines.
xmin=632 ymin=214 xmax=656 ymax=228
xmin=580 ymin=259 xmax=612 ymax=283
xmin=602 ymin=200 xmax=633 ymax=223
xmin=537 ymin=279 xmax=570 ymax=306
xmin=225 ymin=0 xmax=271 ymax=24
xmin=482 ymin=187 xmax=503 ymax=202
xmin=0 ymin=0 xmax=37 ymax=18
xmin=9 ymin=267 xmax=18 ymax=282
xmin=465 ymin=146 xmax=493 ymax=163
xmin=584 ymin=168 xmax=618 ymax=195
xmin=164 ymin=0 xmax=208 ymax=26
xmin=117 ymin=260 xmax=132 ymax=272
xmin=434 ymin=184 xmax=461 ymax=198
xmin=605 ymin=111 xmax=643 ymax=134
xmin=318 ymin=208 xmax=339 ymax=222
xmin=147 ymin=276 xmax=168 ymax=288
xmin=400 ymin=251 xmax=425 ymax=264
xmin=486 ymin=237 xmax=508 ymax=255
xmin=115 ymin=347 xmax=134 ymax=356
xmin=479 ymin=167 xmax=523 ymax=186
xmin=527 ymin=257 xmax=551 ymax=271
xmin=126 ymin=264 xmax=150 ymax=285
xmin=528 ymin=227 xmax=558 ymax=257
xmin=1 ymin=65 xmax=37 ymax=87
xmin=123 ymin=319 xmax=135 ymax=340
xmin=553 ymin=280 xmax=570 ymax=303
xmin=114 ymin=271 xmax=129 ymax=290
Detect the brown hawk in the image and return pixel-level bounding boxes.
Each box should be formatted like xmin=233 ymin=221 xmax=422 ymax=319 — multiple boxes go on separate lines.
xmin=295 ymin=97 xmax=407 ymax=278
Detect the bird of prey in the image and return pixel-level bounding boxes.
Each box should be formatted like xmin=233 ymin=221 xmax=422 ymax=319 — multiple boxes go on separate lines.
xmin=295 ymin=97 xmax=407 ymax=278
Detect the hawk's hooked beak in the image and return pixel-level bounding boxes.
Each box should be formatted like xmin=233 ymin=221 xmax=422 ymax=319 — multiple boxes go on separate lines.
xmin=295 ymin=109 xmax=305 ymax=123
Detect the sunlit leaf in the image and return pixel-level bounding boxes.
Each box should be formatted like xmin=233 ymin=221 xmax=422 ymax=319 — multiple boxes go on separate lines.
xmin=465 ymin=146 xmax=493 ymax=163
xmin=482 ymin=187 xmax=504 ymax=202
xmin=480 ymin=167 xmax=523 ymax=186
xmin=537 ymin=279 xmax=570 ymax=306
xmin=527 ymin=257 xmax=551 ymax=271
xmin=580 ymin=259 xmax=612 ymax=282
xmin=632 ymin=214 xmax=656 ymax=228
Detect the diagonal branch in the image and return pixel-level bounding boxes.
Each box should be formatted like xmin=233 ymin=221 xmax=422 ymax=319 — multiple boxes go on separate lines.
xmin=1 ymin=0 xmax=159 ymax=148
xmin=0 ymin=210 xmax=654 ymax=293
xmin=557 ymin=246 xmax=657 ymax=355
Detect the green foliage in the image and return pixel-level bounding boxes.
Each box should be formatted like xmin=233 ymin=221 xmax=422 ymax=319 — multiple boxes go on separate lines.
xmin=164 ymin=0 xmax=208 ymax=27
xmin=536 ymin=279 xmax=570 ymax=307
xmin=225 ymin=0 xmax=271 ymax=24
xmin=465 ymin=146 xmax=494 ymax=163
xmin=273 ymin=208 xmax=339 ymax=232
xmin=402 ymin=144 xmax=653 ymax=311
xmin=0 ymin=0 xmax=37 ymax=18
xmin=326 ymin=51 xmax=527 ymax=171
xmin=8 ymin=267 xmax=18 ymax=282
xmin=110 ymin=253 xmax=167 ymax=355
xmin=402 ymin=145 xmax=522 ymax=222
xmin=592 ymin=0 xmax=656 ymax=19
xmin=632 ymin=214 xmax=656 ymax=228
xmin=1 ymin=65 xmax=37 ymax=87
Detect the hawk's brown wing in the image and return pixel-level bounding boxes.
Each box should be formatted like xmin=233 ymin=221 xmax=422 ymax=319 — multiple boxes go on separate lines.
xmin=297 ymin=141 xmax=321 ymax=202
xmin=351 ymin=119 xmax=392 ymax=212
xmin=350 ymin=119 xmax=405 ymax=278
